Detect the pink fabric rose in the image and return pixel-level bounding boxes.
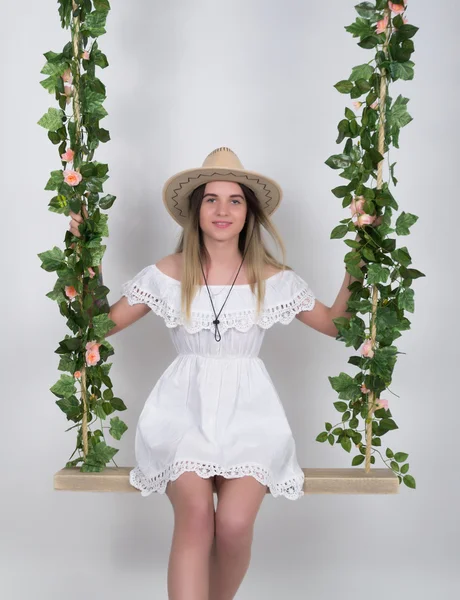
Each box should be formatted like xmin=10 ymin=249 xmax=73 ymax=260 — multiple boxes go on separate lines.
xmin=85 ymin=341 xmax=102 ymax=367
xmin=352 ymin=101 xmax=362 ymax=110
xmin=61 ymin=68 xmax=72 ymax=83
xmin=361 ymin=339 xmax=374 ymax=358
xmin=74 ymin=371 xmax=82 ymax=379
xmin=63 ymin=169 xmax=82 ymax=186
xmin=376 ymin=14 xmax=389 ymax=34
xmin=62 ymin=83 xmax=74 ymax=105
xmin=361 ymin=385 xmax=370 ymax=394
xmin=350 ymin=195 xmax=366 ymax=217
xmin=388 ymin=1 xmax=406 ymax=13
xmin=65 ymin=285 xmax=78 ymax=299
xmin=82 ymin=50 xmax=90 ymax=60
xmin=377 ymin=398 xmax=389 ymax=410
xmin=356 ymin=213 xmax=377 ymax=227
xmin=87 ymin=267 xmax=96 ymax=279
xmin=61 ymin=148 xmax=74 ymax=162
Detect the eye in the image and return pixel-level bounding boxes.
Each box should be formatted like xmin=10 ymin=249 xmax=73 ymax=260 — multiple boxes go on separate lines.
xmin=231 ymin=199 xmax=241 ymax=204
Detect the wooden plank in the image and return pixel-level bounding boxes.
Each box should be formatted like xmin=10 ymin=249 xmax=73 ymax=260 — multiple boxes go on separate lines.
xmin=303 ymin=467 xmax=399 ymax=494
xmin=54 ymin=467 xmax=399 ymax=494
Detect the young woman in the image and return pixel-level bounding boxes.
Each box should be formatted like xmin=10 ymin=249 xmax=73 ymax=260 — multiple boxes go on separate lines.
xmin=69 ymin=146 xmax=362 ymax=600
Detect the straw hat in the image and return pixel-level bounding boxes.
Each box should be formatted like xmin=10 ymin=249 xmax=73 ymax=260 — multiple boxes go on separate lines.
xmin=162 ymin=147 xmax=283 ymax=227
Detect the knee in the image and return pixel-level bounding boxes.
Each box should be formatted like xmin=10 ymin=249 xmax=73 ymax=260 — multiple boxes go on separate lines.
xmin=173 ymin=498 xmax=215 ymax=538
xmin=215 ymin=512 xmax=254 ymax=552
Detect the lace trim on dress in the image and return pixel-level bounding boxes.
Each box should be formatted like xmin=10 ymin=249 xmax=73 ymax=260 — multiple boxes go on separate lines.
xmin=120 ymin=280 xmax=315 ymax=334
xmin=129 ymin=461 xmax=305 ymax=501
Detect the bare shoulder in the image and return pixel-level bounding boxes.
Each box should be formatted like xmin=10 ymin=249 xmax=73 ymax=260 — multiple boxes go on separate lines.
xmin=264 ymin=264 xmax=289 ymax=278
xmin=155 ymin=253 xmax=183 ymax=280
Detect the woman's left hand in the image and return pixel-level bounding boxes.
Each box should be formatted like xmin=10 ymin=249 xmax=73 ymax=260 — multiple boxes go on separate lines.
xmin=355 ymin=215 xmax=383 ymax=267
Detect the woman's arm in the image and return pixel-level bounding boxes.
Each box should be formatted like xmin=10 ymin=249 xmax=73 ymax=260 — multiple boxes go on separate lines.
xmin=89 ymin=265 xmax=151 ymax=337
xmin=105 ymin=296 xmax=151 ymax=337
xmin=69 ymin=209 xmax=151 ymax=337
xmin=295 ymin=231 xmax=366 ymax=337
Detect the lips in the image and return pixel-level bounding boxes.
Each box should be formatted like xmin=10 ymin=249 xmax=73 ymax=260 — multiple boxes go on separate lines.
xmin=213 ymin=221 xmax=232 ymax=228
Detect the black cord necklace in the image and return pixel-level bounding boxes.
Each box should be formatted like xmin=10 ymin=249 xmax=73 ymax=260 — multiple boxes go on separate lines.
xmin=199 ymin=226 xmax=255 ymax=342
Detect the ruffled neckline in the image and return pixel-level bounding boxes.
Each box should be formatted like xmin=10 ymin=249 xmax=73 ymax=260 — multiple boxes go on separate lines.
xmin=120 ymin=263 xmax=316 ymax=334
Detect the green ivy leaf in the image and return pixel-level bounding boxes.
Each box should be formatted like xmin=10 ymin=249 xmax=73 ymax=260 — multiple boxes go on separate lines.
xmin=99 ymin=194 xmax=116 ymax=209
xmin=92 ymin=313 xmax=116 ymax=338
xmin=331 ymin=224 xmax=349 ymax=239
xmin=80 ymin=10 xmax=109 ymax=37
xmin=340 ymin=436 xmax=352 ymax=453
xmin=334 ymin=80 xmax=354 ymax=94
xmin=331 ymin=185 xmax=352 ymax=198
xmin=329 ymin=372 xmax=362 ymax=401
xmin=380 ymin=418 xmax=399 ymax=432
xmin=38 ymin=246 xmax=66 ymax=271
xmin=394 ymin=452 xmax=409 ymax=462
xmin=325 ymin=154 xmax=353 ymax=169
xmin=355 ymin=2 xmax=377 ymax=18
xmin=392 ymin=246 xmax=412 ymax=267
xmin=56 ymin=396 xmax=81 ymax=420
xmin=50 ymin=374 xmax=77 ymax=398
xmin=345 ymin=18 xmax=374 ymax=39
xmin=367 ymin=263 xmax=390 ymax=285
xmin=109 ymin=416 xmax=128 ymax=440
xmin=398 ymin=287 xmax=414 ymax=312
xmin=395 ymin=211 xmax=418 ymax=235
xmin=349 ymin=64 xmax=375 ymax=82
xmin=58 ymin=355 xmax=77 ymax=373
xmin=93 ymin=212 xmax=109 ymax=237
xmin=93 ymin=400 xmax=107 ymax=420
xmin=388 ymin=95 xmax=413 ymax=128
xmin=44 ymin=170 xmax=64 ymax=191
xmin=389 ymin=61 xmax=414 ymax=81
xmin=403 ymin=475 xmax=416 ymax=489
xmin=89 ymin=244 xmax=107 ymax=266
xmin=94 ymin=0 xmax=111 ymax=10
xmin=110 ymin=397 xmax=127 ymax=411
xmin=372 ymin=346 xmax=398 ymax=382
xmin=37 ymin=107 xmax=65 ymax=131
xmin=82 ymin=441 xmax=118 ymax=471
xmin=48 ymin=194 xmax=68 ymax=214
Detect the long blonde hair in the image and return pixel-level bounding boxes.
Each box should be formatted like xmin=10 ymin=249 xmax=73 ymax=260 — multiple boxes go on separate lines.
xmin=174 ymin=182 xmax=293 ymax=321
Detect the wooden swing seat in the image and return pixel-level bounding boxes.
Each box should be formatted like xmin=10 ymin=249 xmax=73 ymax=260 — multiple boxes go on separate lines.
xmin=54 ymin=466 xmax=399 ymax=494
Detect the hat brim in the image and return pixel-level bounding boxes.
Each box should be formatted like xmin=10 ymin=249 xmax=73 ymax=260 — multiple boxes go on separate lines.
xmin=162 ymin=166 xmax=283 ymax=227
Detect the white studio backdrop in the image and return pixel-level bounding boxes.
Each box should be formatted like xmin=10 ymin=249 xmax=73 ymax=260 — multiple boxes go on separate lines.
xmin=1 ymin=0 xmax=457 ymax=598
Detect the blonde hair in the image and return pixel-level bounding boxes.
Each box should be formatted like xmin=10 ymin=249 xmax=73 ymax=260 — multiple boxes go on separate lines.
xmin=173 ymin=182 xmax=293 ymax=322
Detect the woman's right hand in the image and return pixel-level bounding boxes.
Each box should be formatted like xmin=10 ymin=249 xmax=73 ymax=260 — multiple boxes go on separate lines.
xmin=69 ymin=205 xmax=88 ymax=249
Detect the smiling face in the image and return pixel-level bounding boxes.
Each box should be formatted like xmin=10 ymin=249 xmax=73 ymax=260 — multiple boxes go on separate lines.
xmin=199 ymin=180 xmax=248 ymax=242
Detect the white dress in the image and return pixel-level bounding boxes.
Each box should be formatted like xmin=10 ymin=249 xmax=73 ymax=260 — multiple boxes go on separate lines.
xmin=121 ymin=263 xmax=316 ymax=500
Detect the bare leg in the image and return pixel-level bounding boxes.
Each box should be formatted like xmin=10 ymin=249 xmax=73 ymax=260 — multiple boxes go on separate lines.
xmin=209 ymin=475 xmax=267 ymax=600
xmin=165 ymin=471 xmax=216 ymax=600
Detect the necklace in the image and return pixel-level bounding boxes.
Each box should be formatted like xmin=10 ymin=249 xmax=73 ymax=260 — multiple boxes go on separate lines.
xmin=199 ymin=226 xmax=256 ymax=342
xmin=205 ymin=263 xmax=243 ymax=296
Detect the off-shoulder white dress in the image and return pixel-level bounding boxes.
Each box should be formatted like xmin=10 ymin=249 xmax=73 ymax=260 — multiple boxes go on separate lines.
xmin=121 ymin=264 xmax=315 ymax=500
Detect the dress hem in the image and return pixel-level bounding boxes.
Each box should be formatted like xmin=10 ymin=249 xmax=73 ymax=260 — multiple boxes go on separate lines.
xmin=129 ymin=460 xmax=305 ymax=501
